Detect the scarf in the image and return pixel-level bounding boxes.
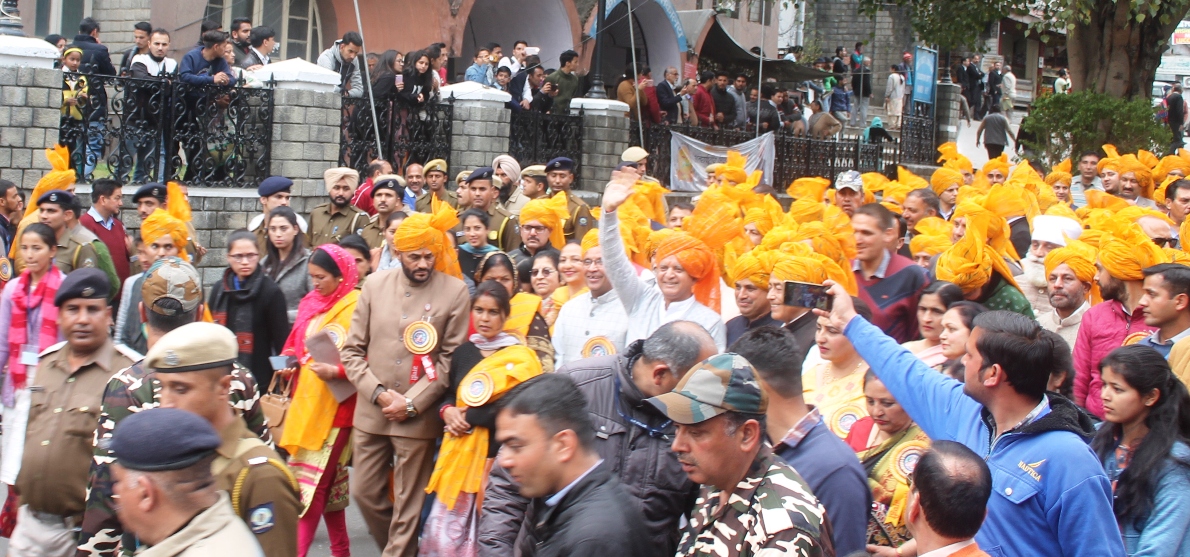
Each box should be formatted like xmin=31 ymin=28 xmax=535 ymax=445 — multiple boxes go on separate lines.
xmin=376 ymin=245 xmax=401 ymax=271
xmin=468 ymin=332 xmax=520 ymax=351
xmin=282 ymin=245 xmax=359 ymax=362
xmin=458 ymin=243 xmax=499 ymax=255
xmin=8 ymin=268 xmax=63 ymax=390
xmin=210 ymin=267 xmax=265 ymax=357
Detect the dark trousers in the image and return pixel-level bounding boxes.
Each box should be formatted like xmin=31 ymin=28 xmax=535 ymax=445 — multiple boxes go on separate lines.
xmin=986 ymin=143 xmax=1005 ymax=158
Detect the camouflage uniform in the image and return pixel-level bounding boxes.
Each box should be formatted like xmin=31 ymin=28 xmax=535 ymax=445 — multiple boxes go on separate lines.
xmin=76 ymin=360 xmax=269 ymax=557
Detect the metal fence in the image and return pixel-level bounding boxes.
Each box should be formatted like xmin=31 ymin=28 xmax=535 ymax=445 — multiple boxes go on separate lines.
xmin=899 ymin=101 xmax=937 ymax=166
xmin=630 ymin=123 xmax=900 ymax=192
xmin=340 ymin=95 xmax=454 ymax=175
xmin=59 ymin=73 xmax=274 ymax=188
xmin=508 ymin=109 xmax=584 ymax=176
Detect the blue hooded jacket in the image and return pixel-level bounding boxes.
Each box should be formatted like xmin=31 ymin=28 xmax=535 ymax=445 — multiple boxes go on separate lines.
xmin=844 ymin=316 xmax=1125 ymax=557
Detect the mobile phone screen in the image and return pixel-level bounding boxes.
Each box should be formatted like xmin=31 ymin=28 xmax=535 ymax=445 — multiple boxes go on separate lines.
xmin=783 ymin=281 xmax=833 ymax=312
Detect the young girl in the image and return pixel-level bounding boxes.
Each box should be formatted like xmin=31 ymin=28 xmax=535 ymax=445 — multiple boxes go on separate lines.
xmin=1093 ymin=345 xmax=1190 ymax=556
xmin=61 ymin=47 xmax=88 ymax=176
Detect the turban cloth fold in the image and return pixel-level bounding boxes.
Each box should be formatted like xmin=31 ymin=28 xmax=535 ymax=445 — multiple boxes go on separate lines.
xmin=1045 ymin=159 xmax=1073 ymax=187
xmin=937 ymin=142 xmax=973 ymax=173
xmin=1044 ymin=202 xmax=1080 ymax=221
xmin=492 ymin=155 xmax=522 ymax=187
xmin=629 ymin=179 xmax=670 ymax=224
xmin=1082 ymin=189 xmax=1130 ymax=212
xmin=771 ymin=254 xmax=827 ymax=285
xmin=27 ymin=145 xmax=75 ymax=220
xmin=788 ymin=177 xmax=831 ymax=201
xmin=1156 ymin=175 xmax=1180 ymax=205
xmin=720 ymin=151 xmax=748 ymax=185
xmin=580 ymin=228 xmax=600 ymax=256
xmin=1097 ymin=144 xmax=1122 ymax=175
xmin=792 ymin=221 xmax=845 ymax=262
xmin=730 ymin=251 xmax=770 ymax=287
xmin=141 ymin=209 xmax=190 ymax=262
xmin=982 ymin=154 xmax=1010 ymax=178
xmin=616 ymin=198 xmax=654 ymax=266
xmin=323 ymin=167 xmax=360 ymax=193
xmin=395 ymin=197 xmax=461 ymax=278
xmin=984 ymin=183 xmax=1031 ymax=219
xmin=910 ymin=234 xmax=952 ymax=258
xmin=897 ymin=167 xmax=930 ymax=192
xmin=953 ymin=201 xmax=1019 ymax=262
xmin=1117 ymin=154 xmax=1155 ymax=200
xmin=520 ymin=192 xmax=570 ymax=249
xmin=930 ymin=168 xmax=964 ymax=196
xmin=1157 ymin=155 xmax=1190 ymax=182
xmin=1097 ymin=217 xmax=1170 ymax=281
xmin=1045 ymin=238 xmax=1101 ymax=304
xmin=654 ymin=232 xmax=721 ymax=312
xmin=744 ymin=207 xmax=775 ymax=236
xmin=936 ymin=213 xmax=1020 ymax=294
xmin=760 ymin=226 xmax=800 ymax=253
xmin=1166 ymin=247 xmax=1190 ymax=266
xmin=165 ymin=181 xmax=192 ymax=222
xmin=788 ymin=197 xmax=825 ymax=224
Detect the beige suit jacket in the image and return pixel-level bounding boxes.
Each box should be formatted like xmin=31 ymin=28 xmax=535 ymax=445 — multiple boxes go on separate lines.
xmin=343 ymin=268 xmax=470 ymax=438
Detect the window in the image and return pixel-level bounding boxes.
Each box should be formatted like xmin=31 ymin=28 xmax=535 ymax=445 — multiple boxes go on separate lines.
xmin=204 ymin=0 xmax=323 ymax=62
xmin=747 ymin=0 xmax=773 ymax=24
xmin=715 ymin=0 xmax=740 ymax=19
xmin=32 ymin=0 xmax=91 ymax=37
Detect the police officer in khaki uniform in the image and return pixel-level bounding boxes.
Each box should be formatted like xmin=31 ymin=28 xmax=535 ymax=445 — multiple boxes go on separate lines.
xmin=145 ymin=321 xmax=300 ymax=557
xmin=309 ymin=167 xmax=370 ymax=247
xmin=109 ymin=408 xmax=263 ymax=557
xmin=415 ymin=159 xmax=459 ymax=212
xmin=10 ymin=269 xmax=137 ymax=556
xmin=544 ymin=157 xmax=595 ymax=241
xmin=457 ymin=167 xmax=520 ymax=253
xmin=250 ymin=176 xmax=309 ymax=254
xmin=37 ymin=189 xmax=101 ymax=274
xmin=504 ymin=164 xmax=548 ymax=216
xmin=360 ymin=175 xmax=408 ymax=249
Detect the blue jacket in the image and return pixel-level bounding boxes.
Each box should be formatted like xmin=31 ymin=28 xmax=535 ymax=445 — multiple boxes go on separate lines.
xmin=1107 ymin=440 xmax=1190 ymax=557
xmin=845 ymin=316 xmax=1125 ymax=557
xmin=465 ymin=63 xmax=492 ymax=87
xmin=178 ymin=46 xmax=237 ymax=86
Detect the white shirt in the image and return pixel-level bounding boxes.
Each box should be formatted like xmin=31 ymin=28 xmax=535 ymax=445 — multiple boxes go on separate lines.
xmin=249 ymin=212 xmax=309 ymax=234
xmin=1038 ymin=300 xmax=1090 ymax=349
xmin=250 ymin=46 xmax=270 ymax=66
xmin=498 ymin=56 xmax=522 ymax=75
xmin=552 ymin=289 xmax=629 ymax=366
xmin=918 ymin=540 xmax=976 ymax=557
xmin=600 ymin=211 xmax=727 ymax=351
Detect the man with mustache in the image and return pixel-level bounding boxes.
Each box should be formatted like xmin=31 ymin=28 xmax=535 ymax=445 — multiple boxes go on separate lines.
xmin=646 ymin=353 xmax=833 ymax=557
xmin=308 ymin=167 xmax=369 ymax=247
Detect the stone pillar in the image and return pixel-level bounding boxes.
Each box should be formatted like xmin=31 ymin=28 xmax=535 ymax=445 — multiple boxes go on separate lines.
xmin=571 ymin=98 xmax=630 ymax=196
xmin=935 ymin=81 xmax=961 ymax=146
xmin=444 ymin=82 xmax=511 ymax=173
xmin=0 ymin=37 xmax=62 ymax=190
xmin=91 ymin=0 xmax=153 ymax=54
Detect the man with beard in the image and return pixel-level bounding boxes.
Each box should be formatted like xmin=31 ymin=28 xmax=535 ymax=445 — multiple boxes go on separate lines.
xmin=1073 ymin=219 xmax=1166 ymax=418
xmin=342 ymin=211 xmax=469 ymax=557
xmin=1038 ymin=240 xmax=1094 ymax=348
xmin=359 ymin=175 xmax=407 ymax=249
xmin=308 ymin=167 xmax=369 ymax=247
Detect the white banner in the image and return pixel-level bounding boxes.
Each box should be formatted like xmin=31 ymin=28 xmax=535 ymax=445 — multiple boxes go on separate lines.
xmin=668 ymin=131 xmax=777 ymax=192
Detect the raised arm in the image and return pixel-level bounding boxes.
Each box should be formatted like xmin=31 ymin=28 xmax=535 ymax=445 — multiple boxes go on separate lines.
xmin=599 ymin=173 xmax=647 ymax=314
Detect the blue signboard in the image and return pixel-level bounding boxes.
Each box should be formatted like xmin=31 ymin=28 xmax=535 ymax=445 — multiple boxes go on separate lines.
xmin=912 ymin=46 xmax=937 ymax=105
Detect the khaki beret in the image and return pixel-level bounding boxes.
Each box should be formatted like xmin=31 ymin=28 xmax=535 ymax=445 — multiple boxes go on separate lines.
xmin=145 ymin=322 xmax=238 ymax=373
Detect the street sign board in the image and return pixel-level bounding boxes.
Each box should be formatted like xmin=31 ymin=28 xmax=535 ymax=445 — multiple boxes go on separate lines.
xmin=912 ymin=46 xmax=937 ymax=105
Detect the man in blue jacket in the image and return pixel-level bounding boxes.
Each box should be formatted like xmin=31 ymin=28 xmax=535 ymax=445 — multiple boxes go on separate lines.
xmin=816 ymin=282 xmax=1125 ymax=557
xmin=177 ymin=30 xmax=236 ymax=181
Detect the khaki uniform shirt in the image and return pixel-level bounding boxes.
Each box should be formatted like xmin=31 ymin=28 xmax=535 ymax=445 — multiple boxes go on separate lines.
xmin=211 ymin=418 xmax=300 ymax=557
xmin=456 ymin=204 xmax=520 ymax=253
xmin=307 ymin=203 xmax=369 ymax=247
xmin=16 ymin=340 xmax=136 ymax=517
xmin=564 ymin=191 xmax=595 ymax=242
xmin=138 ymin=493 xmax=263 ymax=557
xmin=359 ymin=213 xmax=386 ymax=250
xmin=504 ymin=188 xmax=534 ymax=216
xmin=55 ymin=224 xmax=101 ymax=274
xmin=415 ymin=189 xmax=459 ymax=213
xmin=343 ymin=269 xmax=470 ymax=439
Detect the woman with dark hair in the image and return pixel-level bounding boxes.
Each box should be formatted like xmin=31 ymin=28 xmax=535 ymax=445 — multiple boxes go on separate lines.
xmin=337 ymin=233 xmax=373 ymax=284
xmin=399 ymin=50 xmax=434 ymax=107
xmin=277 ymin=244 xmax=360 ymax=557
xmin=805 ymin=297 xmax=875 ymax=438
xmin=421 ymin=280 xmax=543 ymax=554
xmin=938 ymin=301 xmax=987 ymax=380
xmin=1093 ymin=345 xmax=1190 ymax=556
xmin=457 ymin=209 xmax=498 ymax=292
xmin=0 ymin=224 xmax=65 ymax=489
xmin=476 ymin=251 xmax=554 ymax=372
xmin=261 ymin=206 xmax=312 ymax=323
xmin=546 ymin=240 xmax=586 ymax=328
xmin=845 ymin=369 xmax=930 ymax=550
xmin=370 ymin=49 xmax=406 ymax=99
xmin=370 ymin=211 xmax=407 ymax=273
xmin=902 ymin=281 xmax=964 ymax=369
xmin=530 ymin=250 xmax=561 ymax=319
xmin=207 ymin=229 xmax=291 ymax=386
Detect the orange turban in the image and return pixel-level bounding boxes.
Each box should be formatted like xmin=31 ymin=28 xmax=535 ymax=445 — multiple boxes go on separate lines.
xmin=1097 ymin=144 xmax=1122 ymax=175
xmin=1098 ymin=217 xmax=1170 ymax=281
xmin=930 ymin=168 xmax=964 ymax=196
xmin=580 ymin=228 xmax=600 ymax=256
xmin=730 ymin=251 xmax=771 ymax=287
xmin=897 ymin=167 xmax=930 ymax=192
xmin=520 ymin=192 xmax=570 ymax=249
xmin=1045 ymin=202 xmax=1080 ymax=221
xmin=165 ymin=181 xmax=192 ymax=222
xmin=1156 ymin=155 xmax=1190 ymax=182
xmin=744 ymin=207 xmax=776 ymax=236
xmin=27 ymin=145 xmax=75 ymax=220
xmin=788 ymin=197 xmax=826 ymax=224
xmin=1156 ymin=175 xmax=1180 ymax=205
xmin=1045 ymin=159 xmax=1073 ymax=187
xmin=792 ymin=221 xmax=845 ymax=263
xmin=788 ymin=177 xmax=831 ymax=201
xmin=141 ymin=209 xmax=190 ymax=262
xmin=936 ymin=142 xmax=973 ymax=173
xmin=982 ymin=154 xmax=1010 ymax=178
xmin=1082 ymin=189 xmax=1130 ymax=212
xmin=395 ymin=197 xmax=461 ymax=278
xmin=654 ymin=232 xmax=721 ymax=312
xmin=771 ymin=249 xmax=856 ymax=296
xmin=629 ymin=180 xmax=670 ymax=224
xmin=936 ymin=213 xmax=1019 ymax=294
xmin=1045 ymin=238 xmax=1100 ymax=304
xmin=910 ymin=234 xmax=952 ymax=258
xmin=1117 ymin=154 xmax=1155 ymax=200
xmin=984 ymin=183 xmax=1031 ymax=219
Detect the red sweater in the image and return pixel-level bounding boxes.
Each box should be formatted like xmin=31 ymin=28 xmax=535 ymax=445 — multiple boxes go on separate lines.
xmin=80 ymin=210 xmax=130 ymax=284
xmin=351 ymin=178 xmax=377 ymax=216
xmin=854 ymin=252 xmax=929 ymax=344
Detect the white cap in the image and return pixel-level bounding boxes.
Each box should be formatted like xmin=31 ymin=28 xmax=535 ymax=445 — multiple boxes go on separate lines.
xmin=1031 ymin=215 xmax=1082 ymax=246
xmin=835 ymin=170 xmax=863 ymax=192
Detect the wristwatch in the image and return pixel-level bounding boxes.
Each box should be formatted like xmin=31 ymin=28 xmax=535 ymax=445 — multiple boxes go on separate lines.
xmin=405 ymin=399 xmax=418 ymax=418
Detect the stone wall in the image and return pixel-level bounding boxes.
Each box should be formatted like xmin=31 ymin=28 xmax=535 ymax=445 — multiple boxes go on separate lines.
xmin=578 ymin=112 xmax=630 ymax=194
xmin=805 ymin=0 xmax=916 ymax=104
xmin=0 ymin=66 xmax=62 ymax=190
xmin=935 ymin=82 xmax=962 ymax=146
xmin=449 ymin=99 xmax=511 ymax=172
xmin=92 ymin=0 xmax=154 ymax=57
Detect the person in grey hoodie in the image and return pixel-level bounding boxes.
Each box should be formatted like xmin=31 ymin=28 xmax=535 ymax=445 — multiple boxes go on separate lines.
xmin=259 ymin=206 xmax=311 ymax=324
xmin=317 ymin=32 xmax=364 ymax=98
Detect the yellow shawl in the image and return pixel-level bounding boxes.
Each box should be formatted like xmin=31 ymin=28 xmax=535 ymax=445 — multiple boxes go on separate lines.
xmin=279 ymin=291 xmax=359 ymax=454
xmin=505 ymin=292 xmax=542 ymax=338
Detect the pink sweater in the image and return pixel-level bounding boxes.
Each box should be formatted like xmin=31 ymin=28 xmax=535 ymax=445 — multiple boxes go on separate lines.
xmin=1072 ymin=300 xmax=1155 ymax=418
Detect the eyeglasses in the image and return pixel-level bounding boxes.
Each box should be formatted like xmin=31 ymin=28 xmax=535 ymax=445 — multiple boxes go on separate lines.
xmin=522 ymin=224 xmax=549 ymax=234
xmin=582 ymin=258 xmax=603 ymax=267
xmin=228 ymin=253 xmax=259 ymax=262
xmin=530 ymin=268 xmax=555 ymax=277
xmin=1153 ymin=237 xmax=1176 ymax=248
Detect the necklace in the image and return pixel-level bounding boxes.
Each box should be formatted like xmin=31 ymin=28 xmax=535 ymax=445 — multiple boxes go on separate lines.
xmin=824 ymin=359 xmax=865 ymax=385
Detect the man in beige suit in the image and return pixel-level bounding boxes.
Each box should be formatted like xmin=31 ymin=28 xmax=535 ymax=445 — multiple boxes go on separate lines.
xmin=343 ymin=211 xmax=470 ymax=557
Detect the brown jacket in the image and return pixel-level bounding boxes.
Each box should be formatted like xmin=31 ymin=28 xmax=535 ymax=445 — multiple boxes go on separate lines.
xmin=343 ymin=268 xmax=470 ymax=438
xmin=18 ymin=339 xmax=136 ymax=517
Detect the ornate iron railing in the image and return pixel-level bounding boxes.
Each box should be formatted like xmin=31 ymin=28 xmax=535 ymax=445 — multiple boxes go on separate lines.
xmin=59 ymin=73 xmax=274 ymax=187
xmin=899 ymin=101 xmax=936 ymax=166
xmin=630 ymin=122 xmax=900 ymax=191
xmin=340 ymin=95 xmax=453 ymax=175
xmin=508 ymin=109 xmax=584 ymax=177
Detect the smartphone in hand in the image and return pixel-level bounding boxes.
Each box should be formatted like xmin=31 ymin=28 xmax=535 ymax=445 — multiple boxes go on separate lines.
xmin=783 ymin=281 xmax=834 ymax=312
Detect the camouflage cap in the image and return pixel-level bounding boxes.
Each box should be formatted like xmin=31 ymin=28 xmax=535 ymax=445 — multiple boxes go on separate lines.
xmin=645 ymin=353 xmax=767 ymax=425
xmin=141 ymin=256 xmax=203 ymax=315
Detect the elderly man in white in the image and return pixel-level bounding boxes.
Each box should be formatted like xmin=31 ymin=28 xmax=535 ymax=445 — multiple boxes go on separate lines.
xmin=1020 ymin=215 xmax=1083 ymax=317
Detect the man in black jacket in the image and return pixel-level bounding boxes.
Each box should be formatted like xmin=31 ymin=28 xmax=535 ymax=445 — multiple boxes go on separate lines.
xmin=656 ymin=66 xmax=682 ymax=123
xmin=117 ymin=21 xmax=151 ymax=75
xmin=71 ymin=17 xmax=116 ymax=176
xmin=493 ymin=374 xmax=651 ymax=557
xmin=747 ymin=83 xmax=784 ymax=132
xmin=968 ymin=54 xmax=985 ymax=119
xmin=480 ymin=321 xmax=716 ymax=557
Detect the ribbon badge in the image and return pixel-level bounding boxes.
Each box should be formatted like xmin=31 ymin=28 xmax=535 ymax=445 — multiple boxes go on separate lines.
xmin=405 ymin=321 xmax=439 ymax=382
xmin=581 ymin=336 xmax=616 ymax=358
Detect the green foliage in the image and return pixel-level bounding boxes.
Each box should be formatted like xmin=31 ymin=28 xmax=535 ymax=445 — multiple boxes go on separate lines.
xmin=1020 ymin=91 xmax=1172 ymax=166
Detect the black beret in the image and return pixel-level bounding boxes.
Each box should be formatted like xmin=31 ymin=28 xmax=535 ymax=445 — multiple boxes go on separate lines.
xmin=133 ymin=183 xmax=167 ymax=202
xmin=465 ymin=167 xmax=494 ymax=184
xmin=36 ymin=189 xmax=76 ymax=207
xmin=545 ymin=157 xmax=575 ymax=173
xmin=371 ymin=177 xmax=406 ymax=199
xmin=54 ymin=268 xmax=110 ymax=306
xmin=258 ymin=176 xmax=294 ymax=197
xmin=111 ymin=408 xmax=221 ymax=471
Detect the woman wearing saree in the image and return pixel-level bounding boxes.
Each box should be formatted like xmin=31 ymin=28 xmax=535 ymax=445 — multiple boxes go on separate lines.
xmin=845 ymin=371 xmax=930 ymax=552
xmin=278 ymin=244 xmax=360 ymax=557
xmin=544 ymin=241 xmax=587 ymax=328
xmin=421 ymin=281 xmax=543 ymax=557
xmin=804 ymin=299 xmax=874 ymax=438
xmin=476 ymin=251 xmax=554 ymax=372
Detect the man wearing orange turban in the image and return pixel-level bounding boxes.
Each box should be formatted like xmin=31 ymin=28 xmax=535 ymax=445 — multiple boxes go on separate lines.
xmin=937 ymin=142 xmax=974 ymax=184
xmin=981 ymin=154 xmax=1010 ymax=184
xmin=767 ymin=251 xmax=826 ymax=358
xmin=518 ymin=191 xmax=570 ymax=254
xmin=600 ymin=173 xmax=727 ymax=351
xmin=726 ymin=251 xmax=781 ymax=345
xmin=935 ymin=215 xmax=1034 ymax=317
xmin=930 ymin=167 xmax=963 ymax=219
xmin=141 ymin=208 xmax=191 ymax=262
xmin=1115 ymin=154 xmax=1159 ymax=209
xmin=1038 ymin=239 xmax=1095 ymax=348
xmin=12 ymin=146 xmax=78 ymax=272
